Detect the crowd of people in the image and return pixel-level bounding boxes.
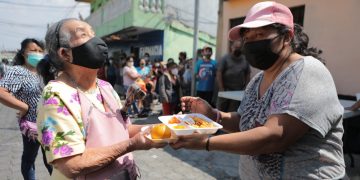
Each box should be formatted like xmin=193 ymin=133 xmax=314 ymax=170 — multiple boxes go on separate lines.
xmin=94 ymin=44 xmax=245 ymax=117
xmin=0 ymin=1 xmax=358 ymax=179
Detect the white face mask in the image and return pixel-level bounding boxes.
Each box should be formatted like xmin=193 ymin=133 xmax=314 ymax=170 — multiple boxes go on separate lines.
xmin=127 ymin=62 xmax=134 ymax=67
xmin=171 ymin=68 xmax=178 ymax=76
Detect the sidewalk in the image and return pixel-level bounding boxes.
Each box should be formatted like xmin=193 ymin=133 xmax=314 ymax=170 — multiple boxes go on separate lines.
xmin=0 ymin=102 xmax=359 ymax=179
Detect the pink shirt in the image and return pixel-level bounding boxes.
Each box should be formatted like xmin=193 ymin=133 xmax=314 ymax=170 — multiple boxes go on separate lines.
xmin=123 ymin=66 xmax=138 ymax=86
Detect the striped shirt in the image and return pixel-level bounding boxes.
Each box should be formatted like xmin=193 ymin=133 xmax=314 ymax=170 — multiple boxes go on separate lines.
xmin=0 ymin=66 xmax=42 ymax=122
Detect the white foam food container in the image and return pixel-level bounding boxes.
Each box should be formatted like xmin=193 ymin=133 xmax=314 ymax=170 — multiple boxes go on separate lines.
xmin=158 ymin=113 xmax=223 ymax=135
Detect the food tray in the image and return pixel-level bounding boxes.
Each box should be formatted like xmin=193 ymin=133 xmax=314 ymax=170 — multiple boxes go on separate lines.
xmin=158 ymin=113 xmax=223 ymax=135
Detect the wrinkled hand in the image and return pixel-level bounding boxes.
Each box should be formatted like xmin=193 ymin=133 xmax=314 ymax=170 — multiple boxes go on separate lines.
xmin=170 ymin=133 xmax=208 ymax=150
xmin=27 ymin=130 xmax=38 ymax=141
xmin=130 ymin=132 xmax=167 ymax=151
xmin=181 ymin=96 xmax=213 ymax=117
xmin=16 ymin=104 xmax=29 ymax=119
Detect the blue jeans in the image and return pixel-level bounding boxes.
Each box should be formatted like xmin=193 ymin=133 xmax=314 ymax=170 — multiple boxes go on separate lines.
xmin=21 ymin=135 xmax=52 ymax=180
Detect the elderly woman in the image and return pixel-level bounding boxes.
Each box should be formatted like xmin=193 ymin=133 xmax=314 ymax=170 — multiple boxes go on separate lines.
xmin=36 ymin=19 xmax=163 ymax=179
xmin=172 ymin=1 xmax=345 ymax=179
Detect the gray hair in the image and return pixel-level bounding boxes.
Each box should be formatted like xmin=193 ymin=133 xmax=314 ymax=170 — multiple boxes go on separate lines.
xmin=45 ymin=18 xmax=76 ymax=71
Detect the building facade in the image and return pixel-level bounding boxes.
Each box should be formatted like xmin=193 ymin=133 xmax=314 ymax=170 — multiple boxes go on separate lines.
xmin=217 ymin=0 xmax=360 ymax=96
xmin=76 ymin=0 xmax=218 ymax=64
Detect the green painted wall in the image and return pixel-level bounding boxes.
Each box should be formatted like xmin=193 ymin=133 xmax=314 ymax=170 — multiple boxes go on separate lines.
xmin=91 ymin=0 xmax=109 ymax=13
xmin=93 ymin=10 xmax=134 ymax=37
xmin=90 ymin=0 xmax=216 ymax=61
xmin=163 ymin=21 xmax=216 ymax=61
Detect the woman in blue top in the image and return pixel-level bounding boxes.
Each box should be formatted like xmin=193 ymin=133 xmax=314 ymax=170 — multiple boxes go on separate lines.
xmin=0 ymin=38 xmax=52 ymax=179
xmin=136 ymin=58 xmax=151 ymax=80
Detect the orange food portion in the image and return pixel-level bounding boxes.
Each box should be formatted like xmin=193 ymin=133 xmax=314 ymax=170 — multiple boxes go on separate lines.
xmin=191 ymin=116 xmax=214 ymax=128
xmin=168 ymin=116 xmax=181 ymax=124
xmin=173 ymin=125 xmax=186 ymax=129
xmin=150 ymin=124 xmax=172 ymax=139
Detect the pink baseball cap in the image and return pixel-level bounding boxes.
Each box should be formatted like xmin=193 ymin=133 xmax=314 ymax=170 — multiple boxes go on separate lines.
xmin=228 ymin=1 xmax=294 ymax=41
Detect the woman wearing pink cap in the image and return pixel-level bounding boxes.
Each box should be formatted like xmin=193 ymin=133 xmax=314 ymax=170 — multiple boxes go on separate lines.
xmin=172 ymin=1 xmax=345 ymax=179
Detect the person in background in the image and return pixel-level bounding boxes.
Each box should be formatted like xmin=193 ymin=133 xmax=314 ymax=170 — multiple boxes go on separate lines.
xmin=195 ymin=46 xmax=217 ymax=106
xmin=181 ymin=59 xmax=193 ymax=96
xmin=172 ymin=1 xmax=345 ymax=179
xmin=178 ymin=52 xmax=188 ymax=95
xmin=105 ymin=58 xmax=117 ymax=86
xmin=0 ymin=38 xmax=53 ymax=179
xmin=158 ymin=62 xmax=181 ymax=115
xmin=0 ymin=59 xmax=5 ymax=79
xmin=152 ymin=60 xmax=163 ymax=97
xmin=216 ymin=40 xmax=251 ymax=112
xmin=117 ymin=54 xmax=127 ymax=98
xmin=167 ymin=58 xmax=175 ymax=64
xmin=178 ymin=51 xmax=187 ymax=77
xmin=2 ymin=58 xmax=9 ymax=65
xmin=138 ymin=83 xmax=156 ymax=117
xmin=112 ymin=56 xmax=123 ymax=96
xmin=123 ymin=56 xmax=141 ymax=116
xmin=136 ymin=58 xmax=151 ymax=81
xmin=143 ymin=52 xmax=152 ymax=67
xmin=130 ymin=52 xmax=139 ymax=67
xmin=196 ymin=48 xmax=203 ymax=61
xmin=36 ymin=18 xmax=164 ymax=179
xmin=136 ymin=58 xmax=151 ymax=112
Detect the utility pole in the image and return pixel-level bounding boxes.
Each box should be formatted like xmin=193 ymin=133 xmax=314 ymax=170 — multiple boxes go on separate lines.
xmin=191 ymin=0 xmax=199 ymax=96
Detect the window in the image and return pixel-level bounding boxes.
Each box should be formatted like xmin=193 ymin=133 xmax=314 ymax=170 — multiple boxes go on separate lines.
xmin=229 ymin=17 xmax=245 ymax=29
xmin=290 ymin=5 xmax=305 ymax=26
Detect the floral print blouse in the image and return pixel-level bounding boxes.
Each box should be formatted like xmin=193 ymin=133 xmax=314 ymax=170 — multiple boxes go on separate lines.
xmin=36 ymin=79 xmax=122 ymax=179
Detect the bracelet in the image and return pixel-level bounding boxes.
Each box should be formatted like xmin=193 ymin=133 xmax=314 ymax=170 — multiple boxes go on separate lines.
xmin=215 ymin=109 xmax=222 ymax=124
xmin=205 ymin=136 xmax=211 ymax=151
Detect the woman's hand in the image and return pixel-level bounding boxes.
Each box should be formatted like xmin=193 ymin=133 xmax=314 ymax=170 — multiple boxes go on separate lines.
xmin=16 ymin=104 xmax=29 ymax=119
xmin=129 ymin=132 xmax=167 ymax=151
xmin=181 ymin=96 xmax=215 ymax=118
xmin=346 ymin=101 xmax=360 ymax=111
xmin=170 ymin=134 xmax=208 ymax=150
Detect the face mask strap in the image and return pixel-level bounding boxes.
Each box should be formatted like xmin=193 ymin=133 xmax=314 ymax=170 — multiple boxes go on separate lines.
xmin=269 ymin=35 xmax=286 ymax=55
xmin=55 ymin=22 xmax=63 ymax=48
xmin=55 ymin=20 xmax=71 ymax=49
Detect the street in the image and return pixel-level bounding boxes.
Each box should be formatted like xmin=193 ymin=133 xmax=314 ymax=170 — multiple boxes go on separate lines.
xmin=0 ymin=102 xmax=359 ymax=180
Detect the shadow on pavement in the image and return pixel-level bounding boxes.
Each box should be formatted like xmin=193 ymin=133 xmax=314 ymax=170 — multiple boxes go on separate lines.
xmin=162 ymin=146 xmax=240 ymax=180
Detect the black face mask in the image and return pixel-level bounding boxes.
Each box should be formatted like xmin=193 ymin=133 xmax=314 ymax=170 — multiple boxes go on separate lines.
xmin=242 ymin=36 xmax=282 ymax=70
xmin=71 ymin=37 xmax=108 ymax=69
